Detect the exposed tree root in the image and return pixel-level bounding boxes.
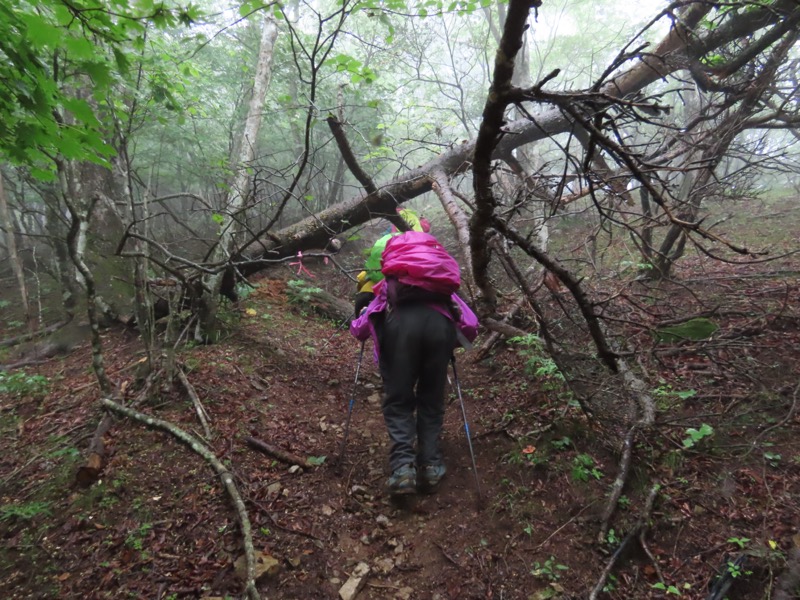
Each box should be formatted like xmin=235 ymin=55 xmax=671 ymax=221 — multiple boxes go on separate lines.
xmin=596 ymin=353 xmax=657 ymax=540
xmin=177 ymin=367 xmax=212 ymax=439
xmin=101 ymin=398 xmax=260 ymax=600
xmin=598 ymin=427 xmax=636 ymax=542
xmin=589 ymin=483 xmax=659 ymax=600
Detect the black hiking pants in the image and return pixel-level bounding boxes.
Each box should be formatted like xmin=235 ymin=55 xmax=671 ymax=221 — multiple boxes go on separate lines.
xmin=378 ymin=303 xmax=456 ymax=472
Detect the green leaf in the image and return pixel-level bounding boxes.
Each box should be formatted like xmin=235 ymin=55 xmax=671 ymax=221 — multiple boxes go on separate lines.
xmin=239 ymin=1 xmax=256 ymax=17
xmin=82 ymin=61 xmax=113 ymax=87
xmin=62 ymin=98 xmax=99 ymax=126
xmin=113 ymin=48 xmax=131 ymax=78
xmin=307 ymin=455 xmax=326 ymax=466
xmin=52 ymin=4 xmax=75 ymax=26
xmin=655 ymin=318 xmax=719 ymax=343
xmin=29 ymin=166 xmax=57 ymax=181
xmin=56 ymin=131 xmax=87 ymax=159
xmin=64 ymin=36 xmax=95 ymax=59
xmin=19 ymin=15 xmax=62 ymax=49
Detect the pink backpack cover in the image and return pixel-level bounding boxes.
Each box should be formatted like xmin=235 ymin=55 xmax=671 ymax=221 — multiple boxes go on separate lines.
xmin=380 ymin=232 xmax=461 ymax=295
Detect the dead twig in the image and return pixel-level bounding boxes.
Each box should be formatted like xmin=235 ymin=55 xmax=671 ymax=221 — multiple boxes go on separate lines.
xmin=244 ymin=435 xmax=313 ymax=468
xmin=532 ymin=501 xmax=596 ymax=552
xmin=743 ymin=378 xmax=800 ymax=457
xmin=247 ymin=497 xmax=321 ymax=541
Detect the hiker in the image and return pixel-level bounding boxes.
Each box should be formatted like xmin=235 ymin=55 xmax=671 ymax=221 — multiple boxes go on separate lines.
xmin=350 ymin=231 xmax=478 ymax=496
xmin=353 ymin=208 xmax=430 ymax=316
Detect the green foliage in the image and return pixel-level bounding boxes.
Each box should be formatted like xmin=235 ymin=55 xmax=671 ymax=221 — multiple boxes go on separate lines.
xmin=508 ymin=335 xmax=564 ymax=388
xmin=46 ymin=446 xmax=80 ymax=459
xmin=0 ymin=501 xmax=52 ymax=521
xmin=655 ymin=318 xmax=719 ymax=343
xmin=727 ymin=536 xmax=750 ymax=549
xmin=507 ymin=443 xmax=546 ymax=468
xmin=681 ymin=423 xmax=713 ymax=449
xmin=307 ymin=455 xmax=326 ymax=466
xmin=0 ymin=370 xmax=49 ymax=398
xmin=725 ymin=559 xmax=752 ymax=578
xmin=286 ymin=279 xmax=323 ymax=303
xmin=651 ymin=582 xmax=682 ymax=595
xmin=531 ymin=555 xmax=569 ymax=581
xmin=653 ymin=383 xmax=697 ymax=409
xmin=125 ymin=522 xmax=153 ymax=551
xmin=332 ymin=53 xmax=377 ymax=84
xmin=356 ymin=0 xmax=499 ymax=17
xmin=0 ymin=0 xmax=202 ymax=172
xmin=571 ymin=453 xmax=603 ymax=482
xmin=605 ymin=528 xmax=620 ymax=546
xmin=235 ymin=282 xmax=257 ymax=300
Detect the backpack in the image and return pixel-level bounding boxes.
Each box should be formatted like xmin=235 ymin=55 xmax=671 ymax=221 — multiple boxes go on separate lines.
xmin=380 ymin=232 xmax=461 ymax=305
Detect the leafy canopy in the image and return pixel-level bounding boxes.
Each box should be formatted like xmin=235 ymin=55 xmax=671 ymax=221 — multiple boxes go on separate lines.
xmin=0 ymin=0 xmax=202 ymax=178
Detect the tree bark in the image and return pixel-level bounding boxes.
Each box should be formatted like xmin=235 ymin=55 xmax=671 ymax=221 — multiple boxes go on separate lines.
xmin=199 ymin=15 xmax=279 ymax=337
xmin=0 ymin=173 xmax=34 ymax=332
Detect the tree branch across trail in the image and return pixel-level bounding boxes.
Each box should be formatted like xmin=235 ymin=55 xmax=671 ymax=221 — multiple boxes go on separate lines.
xmin=228 ymin=1 xmax=793 ymax=275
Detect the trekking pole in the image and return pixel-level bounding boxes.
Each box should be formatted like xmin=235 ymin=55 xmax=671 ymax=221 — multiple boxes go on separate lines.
xmin=451 ymin=357 xmax=482 ymax=500
xmin=335 ymin=340 xmax=365 ymax=471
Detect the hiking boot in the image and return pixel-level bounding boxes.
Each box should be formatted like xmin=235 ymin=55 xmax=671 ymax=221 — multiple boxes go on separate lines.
xmin=387 ymin=465 xmax=416 ymax=496
xmin=417 ymin=463 xmax=446 ymax=493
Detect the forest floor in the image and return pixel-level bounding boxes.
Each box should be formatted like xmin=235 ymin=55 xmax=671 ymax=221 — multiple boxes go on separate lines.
xmin=1 ymin=240 xmax=800 ymax=599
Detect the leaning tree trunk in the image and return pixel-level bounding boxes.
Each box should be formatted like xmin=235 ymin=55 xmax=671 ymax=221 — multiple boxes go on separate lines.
xmin=197 ymin=15 xmax=279 ymax=340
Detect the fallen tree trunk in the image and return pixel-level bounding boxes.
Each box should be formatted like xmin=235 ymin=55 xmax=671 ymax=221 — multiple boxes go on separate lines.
xmin=287 ymin=286 xmax=353 ymax=323
xmin=225 ymin=1 xmax=791 ymax=280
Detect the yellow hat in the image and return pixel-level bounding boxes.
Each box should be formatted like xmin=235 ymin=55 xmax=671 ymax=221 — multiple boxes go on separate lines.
xmin=356 ymin=271 xmax=374 ymax=294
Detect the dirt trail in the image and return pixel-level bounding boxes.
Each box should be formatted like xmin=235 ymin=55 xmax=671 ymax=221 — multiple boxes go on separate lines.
xmin=2 ymin=270 xmax=799 ymax=599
